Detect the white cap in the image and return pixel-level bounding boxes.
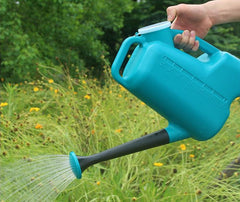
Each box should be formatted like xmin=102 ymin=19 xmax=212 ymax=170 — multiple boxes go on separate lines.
xmin=138 ymin=21 xmax=171 ymax=35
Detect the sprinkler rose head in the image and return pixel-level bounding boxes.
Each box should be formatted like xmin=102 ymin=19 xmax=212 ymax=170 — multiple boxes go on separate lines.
xmin=69 ymin=151 xmax=82 ymax=179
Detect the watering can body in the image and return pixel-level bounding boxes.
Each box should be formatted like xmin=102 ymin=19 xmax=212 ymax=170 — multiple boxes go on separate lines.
xmin=111 ymin=21 xmax=240 ymax=143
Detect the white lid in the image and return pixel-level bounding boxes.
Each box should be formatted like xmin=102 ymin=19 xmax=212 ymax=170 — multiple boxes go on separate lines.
xmin=138 ymin=21 xmax=171 ymax=35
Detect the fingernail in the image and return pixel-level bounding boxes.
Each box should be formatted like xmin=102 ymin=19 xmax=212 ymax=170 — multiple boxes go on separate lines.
xmin=183 ymin=30 xmax=190 ymax=36
xmin=174 ymin=34 xmax=182 ymax=43
xmin=190 ymin=30 xmax=196 ymax=37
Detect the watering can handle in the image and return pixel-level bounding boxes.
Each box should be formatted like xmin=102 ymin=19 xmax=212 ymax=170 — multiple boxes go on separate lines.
xmin=171 ymin=29 xmax=219 ymax=55
xmin=111 ymin=36 xmax=145 ymax=86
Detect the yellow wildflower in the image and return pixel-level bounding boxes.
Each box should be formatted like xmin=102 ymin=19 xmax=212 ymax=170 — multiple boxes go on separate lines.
xmin=0 ymin=102 xmax=8 ymax=107
xmin=118 ymin=94 xmax=122 ymax=98
xmin=82 ymin=80 xmax=86 ymax=84
xmin=33 ymin=87 xmax=39 ymax=92
xmin=189 ymin=154 xmax=195 ymax=158
xmin=96 ymin=181 xmax=100 ymax=185
xmin=140 ymin=102 xmax=145 ymax=105
xmin=84 ymin=94 xmax=91 ymax=99
xmin=29 ymin=107 xmax=40 ymax=112
xmin=120 ymin=85 xmax=126 ymax=91
xmin=35 ymin=123 xmax=43 ymax=129
xmin=91 ymin=130 xmax=95 ymax=135
xmin=48 ymin=79 xmax=54 ymax=84
xmin=74 ymin=92 xmax=77 ymax=95
xmin=153 ymin=162 xmax=163 ymax=167
xmin=115 ymin=129 xmax=122 ymax=133
xmin=180 ymin=144 xmax=186 ymax=151
xmin=54 ymin=89 xmax=58 ymax=94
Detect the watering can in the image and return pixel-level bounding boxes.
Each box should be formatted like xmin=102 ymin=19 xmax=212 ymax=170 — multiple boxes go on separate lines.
xmin=112 ymin=21 xmax=240 ymax=143
xmin=69 ymin=21 xmax=240 ymax=179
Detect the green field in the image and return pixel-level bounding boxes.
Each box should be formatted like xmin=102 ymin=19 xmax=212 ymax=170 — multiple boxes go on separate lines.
xmin=1 ymin=66 xmax=240 ymax=201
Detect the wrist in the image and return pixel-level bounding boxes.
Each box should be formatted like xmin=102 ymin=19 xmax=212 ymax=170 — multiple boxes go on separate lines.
xmin=202 ymin=1 xmax=218 ymax=26
xmin=203 ymin=0 xmax=240 ymax=26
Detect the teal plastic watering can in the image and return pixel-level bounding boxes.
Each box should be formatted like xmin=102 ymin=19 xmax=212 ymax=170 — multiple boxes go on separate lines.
xmin=69 ymin=21 xmax=240 ymax=179
xmin=111 ymin=21 xmax=240 ymax=143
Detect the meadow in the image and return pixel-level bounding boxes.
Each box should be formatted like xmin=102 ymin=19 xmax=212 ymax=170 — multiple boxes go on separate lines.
xmin=0 ymin=64 xmax=240 ymax=201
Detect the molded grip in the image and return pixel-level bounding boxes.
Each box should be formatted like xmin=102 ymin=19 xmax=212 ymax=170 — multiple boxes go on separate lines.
xmin=171 ymin=29 xmax=219 ymax=55
xmin=111 ymin=36 xmax=145 ymax=86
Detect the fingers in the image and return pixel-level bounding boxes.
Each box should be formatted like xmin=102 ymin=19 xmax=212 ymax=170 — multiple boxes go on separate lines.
xmin=192 ymin=40 xmax=200 ymax=51
xmin=167 ymin=6 xmax=177 ymax=22
xmin=174 ymin=30 xmax=199 ymax=51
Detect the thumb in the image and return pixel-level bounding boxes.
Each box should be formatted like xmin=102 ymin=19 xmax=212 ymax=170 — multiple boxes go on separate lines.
xmin=166 ymin=6 xmax=177 ymax=22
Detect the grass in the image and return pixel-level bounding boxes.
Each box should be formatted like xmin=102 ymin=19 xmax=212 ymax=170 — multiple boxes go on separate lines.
xmin=0 ymin=65 xmax=240 ymax=201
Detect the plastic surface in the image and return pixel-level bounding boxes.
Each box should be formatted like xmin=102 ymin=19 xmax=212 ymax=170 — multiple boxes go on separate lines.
xmin=138 ymin=21 xmax=171 ymax=34
xmin=111 ymin=36 xmax=144 ymax=87
xmin=69 ymin=151 xmax=82 ymax=179
xmin=73 ymin=129 xmax=169 ymax=179
xmin=170 ymin=29 xmax=219 ymax=56
xmin=111 ymin=21 xmax=240 ymax=143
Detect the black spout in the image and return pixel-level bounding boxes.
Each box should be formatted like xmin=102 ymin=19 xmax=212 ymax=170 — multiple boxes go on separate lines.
xmin=75 ymin=129 xmax=169 ymax=176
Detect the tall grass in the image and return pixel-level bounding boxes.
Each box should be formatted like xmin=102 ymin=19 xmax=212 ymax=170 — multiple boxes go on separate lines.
xmin=0 ymin=65 xmax=239 ymax=201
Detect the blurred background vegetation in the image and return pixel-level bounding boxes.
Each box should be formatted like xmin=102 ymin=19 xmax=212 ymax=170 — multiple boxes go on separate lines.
xmin=0 ymin=0 xmax=240 ymax=82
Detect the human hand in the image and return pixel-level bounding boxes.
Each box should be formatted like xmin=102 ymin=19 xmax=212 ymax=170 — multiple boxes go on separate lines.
xmin=174 ymin=30 xmax=199 ymax=51
xmin=167 ymin=3 xmax=213 ymax=51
